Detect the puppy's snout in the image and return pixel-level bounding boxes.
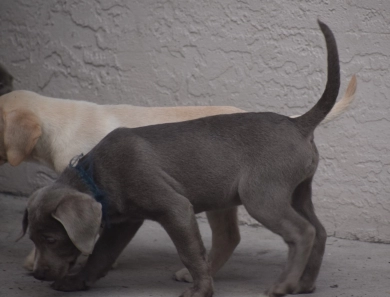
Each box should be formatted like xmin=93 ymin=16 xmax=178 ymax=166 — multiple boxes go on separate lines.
xmin=33 ymin=266 xmax=51 ymax=281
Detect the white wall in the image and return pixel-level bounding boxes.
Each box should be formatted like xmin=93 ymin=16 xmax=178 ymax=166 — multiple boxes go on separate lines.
xmin=0 ymin=0 xmax=389 ymax=242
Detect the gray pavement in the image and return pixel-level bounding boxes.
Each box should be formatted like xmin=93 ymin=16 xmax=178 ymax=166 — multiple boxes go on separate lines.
xmin=1 ymin=194 xmax=389 ymax=297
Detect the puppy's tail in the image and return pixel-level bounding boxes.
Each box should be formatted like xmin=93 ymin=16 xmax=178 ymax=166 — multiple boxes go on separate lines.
xmin=290 ymin=75 xmax=356 ymax=123
xmin=321 ymin=74 xmax=356 ymax=124
xmin=292 ymin=20 xmax=340 ymax=136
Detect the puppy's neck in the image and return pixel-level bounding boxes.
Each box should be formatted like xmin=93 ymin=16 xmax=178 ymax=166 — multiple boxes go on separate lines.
xmin=58 ymin=154 xmax=109 ymax=226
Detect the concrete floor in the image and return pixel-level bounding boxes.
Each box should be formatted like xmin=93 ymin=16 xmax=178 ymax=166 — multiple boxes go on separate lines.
xmin=0 ymin=194 xmax=389 ymax=297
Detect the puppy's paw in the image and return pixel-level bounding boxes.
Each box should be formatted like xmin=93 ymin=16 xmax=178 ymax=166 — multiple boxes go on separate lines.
xmin=179 ymin=278 xmax=213 ymax=297
xmin=263 ymin=291 xmax=281 ymax=297
xmin=23 ymin=258 xmax=34 ymax=272
xmin=23 ymin=250 xmax=36 ymax=272
xmin=174 ymin=268 xmax=194 ymax=283
xmin=179 ymin=287 xmax=213 ymax=297
xmin=51 ymin=275 xmax=88 ymax=292
xmin=265 ymin=281 xmax=296 ymax=297
xmin=293 ymin=283 xmax=316 ymax=294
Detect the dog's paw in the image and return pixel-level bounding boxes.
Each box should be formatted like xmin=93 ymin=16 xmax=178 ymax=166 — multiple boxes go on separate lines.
xmin=263 ymin=291 xmax=282 ymax=297
xmin=179 ymin=278 xmax=213 ymax=297
xmin=265 ymin=281 xmax=296 ymax=297
xmin=23 ymin=258 xmax=34 ymax=272
xmin=293 ymin=283 xmax=316 ymax=294
xmin=179 ymin=286 xmax=213 ymax=297
xmin=23 ymin=250 xmax=35 ymax=272
xmin=51 ymin=275 xmax=88 ymax=292
xmin=174 ymin=268 xmax=194 ymax=283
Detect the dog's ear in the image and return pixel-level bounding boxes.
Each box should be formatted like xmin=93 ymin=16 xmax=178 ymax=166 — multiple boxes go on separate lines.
xmin=3 ymin=109 xmax=42 ymax=166
xmin=16 ymin=209 xmax=29 ymax=242
xmin=52 ymin=194 xmax=102 ymax=255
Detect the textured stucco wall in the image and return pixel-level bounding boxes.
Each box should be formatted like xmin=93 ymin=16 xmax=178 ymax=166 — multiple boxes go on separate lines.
xmin=0 ymin=0 xmax=389 ymax=243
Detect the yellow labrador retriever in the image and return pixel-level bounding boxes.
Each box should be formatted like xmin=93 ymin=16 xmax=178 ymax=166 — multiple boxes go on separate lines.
xmin=0 ymin=78 xmax=356 ymax=280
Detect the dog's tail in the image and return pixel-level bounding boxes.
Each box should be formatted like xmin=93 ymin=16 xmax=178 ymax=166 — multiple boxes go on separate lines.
xmin=290 ymin=75 xmax=356 ymax=123
xmin=292 ymin=20 xmax=340 ymax=136
xmin=321 ymin=74 xmax=356 ymax=124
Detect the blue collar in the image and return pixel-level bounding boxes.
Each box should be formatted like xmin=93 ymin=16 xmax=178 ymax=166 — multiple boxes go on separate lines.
xmin=69 ymin=154 xmax=109 ymax=227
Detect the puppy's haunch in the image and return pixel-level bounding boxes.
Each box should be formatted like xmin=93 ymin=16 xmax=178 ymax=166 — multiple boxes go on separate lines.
xmin=23 ymin=21 xmax=341 ymax=297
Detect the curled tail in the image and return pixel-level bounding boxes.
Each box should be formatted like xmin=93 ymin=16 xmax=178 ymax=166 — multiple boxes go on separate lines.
xmin=322 ymin=74 xmax=356 ymax=124
xmin=293 ymin=20 xmax=340 ymax=136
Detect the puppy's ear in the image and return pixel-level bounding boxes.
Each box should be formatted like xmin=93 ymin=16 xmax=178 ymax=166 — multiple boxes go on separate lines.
xmin=16 ymin=209 xmax=29 ymax=242
xmin=3 ymin=109 xmax=42 ymax=166
xmin=52 ymin=194 xmax=102 ymax=255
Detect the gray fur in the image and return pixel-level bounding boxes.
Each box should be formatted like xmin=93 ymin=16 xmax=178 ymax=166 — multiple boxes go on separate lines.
xmin=23 ymin=21 xmax=340 ymax=297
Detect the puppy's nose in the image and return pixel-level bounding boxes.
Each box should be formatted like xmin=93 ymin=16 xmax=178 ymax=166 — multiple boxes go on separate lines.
xmin=33 ymin=267 xmax=50 ymax=281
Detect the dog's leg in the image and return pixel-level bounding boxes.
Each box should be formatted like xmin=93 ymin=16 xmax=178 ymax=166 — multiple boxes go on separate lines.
xmin=160 ymin=197 xmax=213 ymax=297
xmin=51 ymin=220 xmax=144 ymax=292
xmin=291 ymin=177 xmax=327 ymax=294
xmin=174 ymin=207 xmax=240 ymax=283
xmin=240 ymin=184 xmax=315 ymax=297
xmin=206 ymin=207 xmax=241 ymax=275
xmin=74 ymin=226 xmax=120 ymax=271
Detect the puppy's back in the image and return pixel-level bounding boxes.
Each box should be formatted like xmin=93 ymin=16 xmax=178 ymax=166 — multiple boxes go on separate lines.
xmin=83 ymin=112 xmax=313 ymax=209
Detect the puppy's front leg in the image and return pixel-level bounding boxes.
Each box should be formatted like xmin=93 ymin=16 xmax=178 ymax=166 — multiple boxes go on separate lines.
xmin=175 ymin=207 xmax=241 ymax=283
xmin=160 ymin=198 xmax=213 ymax=297
xmin=52 ymin=220 xmax=144 ymax=291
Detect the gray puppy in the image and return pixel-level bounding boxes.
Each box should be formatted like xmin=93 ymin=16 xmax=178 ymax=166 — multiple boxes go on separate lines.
xmin=22 ymin=21 xmax=340 ymax=297
xmin=0 ymin=63 xmax=14 ymax=96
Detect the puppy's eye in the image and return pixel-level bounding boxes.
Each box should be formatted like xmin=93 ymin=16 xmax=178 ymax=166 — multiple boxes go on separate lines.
xmin=44 ymin=237 xmax=57 ymax=244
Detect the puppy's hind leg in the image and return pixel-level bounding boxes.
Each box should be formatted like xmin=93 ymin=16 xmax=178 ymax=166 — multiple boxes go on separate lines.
xmin=174 ymin=207 xmax=240 ymax=283
xmin=240 ymin=182 xmax=315 ymax=297
xmin=160 ymin=195 xmax=213 ymax=297
xmin=291 ymin=177 xmax=327 ymax=294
